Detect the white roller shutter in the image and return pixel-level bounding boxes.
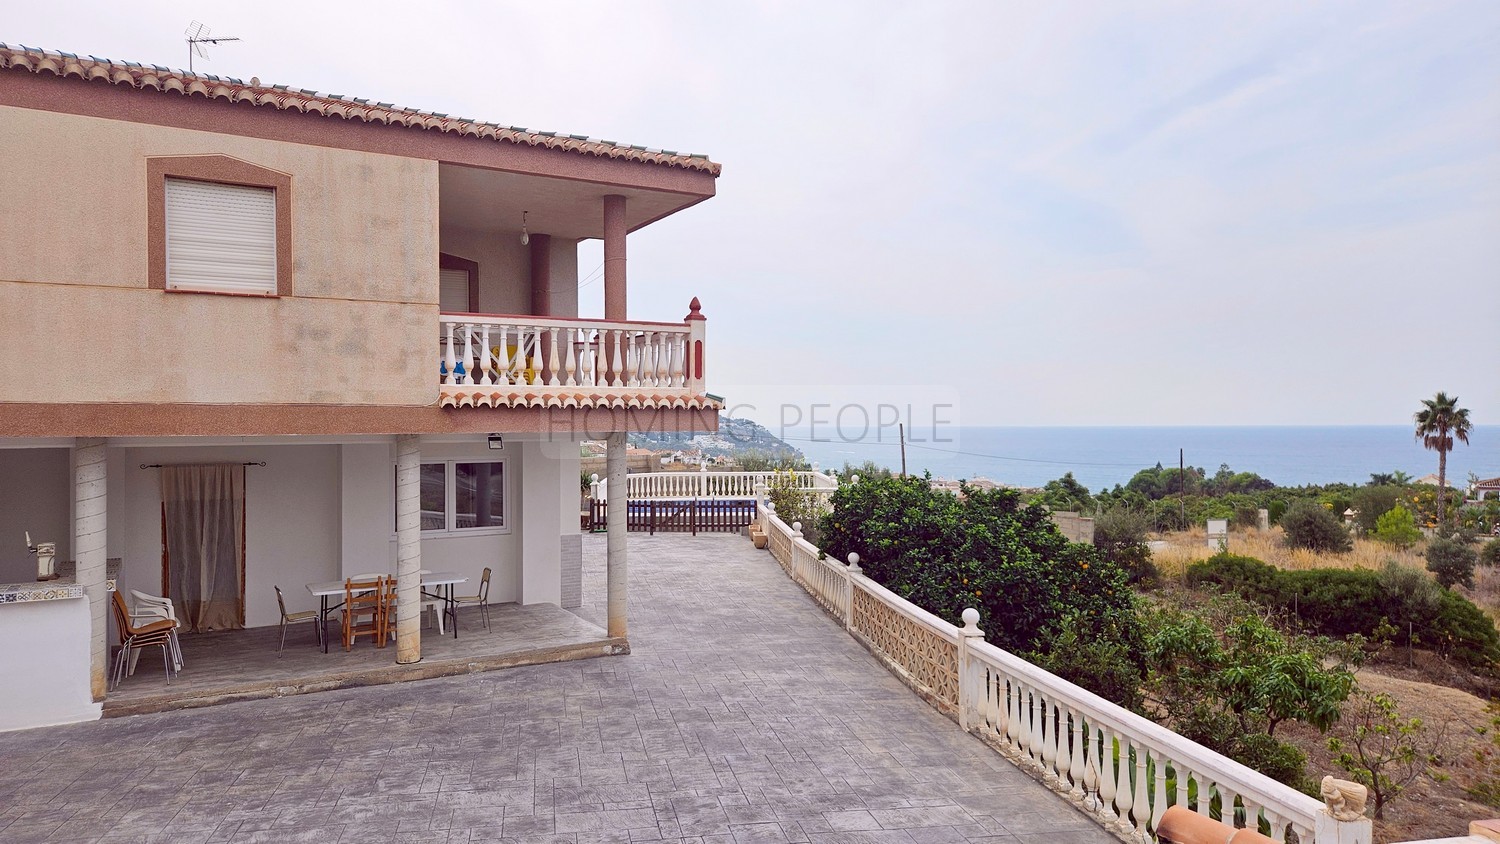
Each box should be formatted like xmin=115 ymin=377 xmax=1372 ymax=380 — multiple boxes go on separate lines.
xmin=165 ymin=178 xmax=278 ymax=295
xmin=439 ymin=268 xmax=471 ymax=313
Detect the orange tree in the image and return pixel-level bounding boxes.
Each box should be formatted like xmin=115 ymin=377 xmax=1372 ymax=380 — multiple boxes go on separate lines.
xmin=818 ymin=474 xmax=1142 ymax=705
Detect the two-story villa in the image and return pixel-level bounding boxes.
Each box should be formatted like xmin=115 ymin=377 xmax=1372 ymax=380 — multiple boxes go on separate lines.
xmin=0 ymin=43 xmax=719 ymax=730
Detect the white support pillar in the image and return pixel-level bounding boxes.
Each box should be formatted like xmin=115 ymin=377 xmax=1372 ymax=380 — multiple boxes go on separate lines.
xmin=520 ymin=440 xmax=564 ymax=606
xmin=73 ymin=438 xmax=107 ymax=700
xmin=606 ymin=431 xmax=627 ymax=639
xmin=395 ymin=434 xmax=422 ymax=664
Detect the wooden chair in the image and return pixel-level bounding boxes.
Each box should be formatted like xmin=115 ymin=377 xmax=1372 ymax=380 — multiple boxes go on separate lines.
xmin=453 ymin=567 xmax=492 ymax=631
xmin=341 ymin=576 xmax=386 ymax=650
xmin=275 ymin=585 xmax=321 ymax=655
xmin=382 ymin=575 xmax=405 ymax=641
xmin=110 ymin=590 xmax=177 ymax=690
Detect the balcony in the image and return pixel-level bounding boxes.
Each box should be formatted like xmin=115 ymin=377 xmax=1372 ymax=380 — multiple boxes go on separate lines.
xmin=436 ymin=299 xmax=712 ymax=411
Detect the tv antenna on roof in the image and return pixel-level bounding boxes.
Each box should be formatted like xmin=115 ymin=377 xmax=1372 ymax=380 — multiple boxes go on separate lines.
xmin=185 ymin=21 xmax=240 ymax=73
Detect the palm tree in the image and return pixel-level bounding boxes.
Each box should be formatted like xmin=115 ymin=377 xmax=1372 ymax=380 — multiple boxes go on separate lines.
xmin=1414 ymin=392 xmax=1473 ymax=526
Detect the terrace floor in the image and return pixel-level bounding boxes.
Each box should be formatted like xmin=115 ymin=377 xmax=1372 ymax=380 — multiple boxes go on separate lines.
xmin=0 ymin=534 xmax=1113 ymax=844
xmin=103 ymin=602 xmax=621 ymax=718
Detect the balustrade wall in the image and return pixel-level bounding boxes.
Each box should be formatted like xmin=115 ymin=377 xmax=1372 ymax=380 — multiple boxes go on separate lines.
xmin=754 ymin=507 xmax=1366 ymax=844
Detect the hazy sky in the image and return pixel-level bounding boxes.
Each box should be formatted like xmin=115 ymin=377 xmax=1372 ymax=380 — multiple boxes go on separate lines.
xmin=8 ymin=2 xmax=1498 ymax=426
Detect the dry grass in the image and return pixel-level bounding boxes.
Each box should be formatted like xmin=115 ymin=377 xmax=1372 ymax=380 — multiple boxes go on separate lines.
xmin=1151 ymin=526 xmax=1423 ymax=577
xmin=1151 ymin=527 xmax=1500 ymax=620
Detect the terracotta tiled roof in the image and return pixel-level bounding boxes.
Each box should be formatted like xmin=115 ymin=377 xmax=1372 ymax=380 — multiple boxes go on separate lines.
xmin=0 ymin=43 xmax=720 ymax=176
xmin=439 ymin=388 xmax=721 ymax=412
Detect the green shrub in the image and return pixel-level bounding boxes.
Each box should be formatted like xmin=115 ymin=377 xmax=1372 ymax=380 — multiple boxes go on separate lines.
xmin=1186 ymin=553 xmax=1284 ymax=602
xmin=767 ymin=469 xmax=824 ymax=544
xmin=1377 ymin=561 xmax=1442 ymax=638
xmin=1150 ymin=499 xmax=1190 ymax=532
xmin=1281 ymin=568 xmax=1387 ymax=636
xmin=1431 ymin=588 xmax=1500 ymax=664
xmin=1094 ymin=506 xmax=1158 ymax=587
xmin=1267 ymin=499 xmax=1288 ymax=525
xmin=1185 ymin=553 xmax=1500 ymax=669
xmin=1352 ymin=486 xmax=1407 ymax=533
xmin=1236 ymin=733 xmax=1312 ymax=791
xmin=1031 ymin=619 xmax=1144 ymax=710
xmin=1281 ymin=503 xmax=1353 ymax=553
xmin=1426 ymin=536 xmax=1478 ymax=590
xmin=1482 ymin=540 xmax=1500 ymax=568
xmin=1372 ymin=505 xmax=1422 ymax=549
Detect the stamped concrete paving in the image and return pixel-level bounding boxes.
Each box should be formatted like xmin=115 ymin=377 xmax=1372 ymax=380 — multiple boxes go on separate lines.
xmin=0 ymin=534 xmax=1114 ymax=844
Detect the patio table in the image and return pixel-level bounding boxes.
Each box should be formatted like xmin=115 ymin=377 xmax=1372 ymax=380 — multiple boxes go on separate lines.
xmin=306 ymin=571 xmax=468 ymax=653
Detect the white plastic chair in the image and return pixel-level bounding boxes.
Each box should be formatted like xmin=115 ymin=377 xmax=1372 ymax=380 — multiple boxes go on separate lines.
xmin=417 ymin=569 xmax=446 ymax=634
xmin=128 ymin=590 xmax=183 ymax=674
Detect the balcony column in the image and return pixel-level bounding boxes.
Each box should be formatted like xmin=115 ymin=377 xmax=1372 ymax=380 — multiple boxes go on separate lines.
xmin=394 ymin=434 xmax=422 ymax=664
xmin=603 ymin=195 xmax=627 ymax=320
xmin=74 ymin=438 xmax=107 ymax=700
xmin=529 ymin=233 xmax=553 ymax=317
xmin=606 ymin=431 xmax=627 ymax=638
xmin=685 ymin=297 xmax=706 ymax=394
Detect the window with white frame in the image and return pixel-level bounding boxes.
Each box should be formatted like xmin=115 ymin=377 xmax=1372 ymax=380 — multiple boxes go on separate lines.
xmin=401 ymin=460 xmax=508 ymax=534
xmin=164 ymin=177 xmax=278 ymax=295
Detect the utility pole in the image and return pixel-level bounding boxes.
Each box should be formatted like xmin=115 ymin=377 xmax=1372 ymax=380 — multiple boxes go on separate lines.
xmin=1179 ymin=448 xmax=1186 ymax=528
xmin=899 ymin=423 xmax=908 ymax=477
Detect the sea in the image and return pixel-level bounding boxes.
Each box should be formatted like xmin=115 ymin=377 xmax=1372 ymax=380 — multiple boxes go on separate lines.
xmin=779 ymin=426 xmax=1500 ymax=492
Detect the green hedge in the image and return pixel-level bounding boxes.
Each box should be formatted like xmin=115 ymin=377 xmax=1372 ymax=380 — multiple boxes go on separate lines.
xmin=1185 ymin=554 xmax=1500 ymax=669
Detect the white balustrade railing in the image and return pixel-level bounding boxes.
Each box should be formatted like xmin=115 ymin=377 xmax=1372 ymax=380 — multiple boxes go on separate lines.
xmin=618 ymin=470 xmax=837 ymax=501
xmin=439 ymin=300 xmax=706 ymax=397
xmin=753 ymin=503 xmax=1357 ymax=844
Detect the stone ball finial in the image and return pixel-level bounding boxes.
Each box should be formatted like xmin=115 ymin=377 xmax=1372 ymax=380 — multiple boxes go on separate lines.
xmin=1319 ymin=776 xmax=1368 ymax=821
xmin=961 ymin=608 xmax=980 ymax=626
xmin=765 ymin=502 xmax=775 ymax=513
xmin=590 ymin=473 xmax=599 ymax=483
xmin=792 ymin=521 xmax=803 ymax=534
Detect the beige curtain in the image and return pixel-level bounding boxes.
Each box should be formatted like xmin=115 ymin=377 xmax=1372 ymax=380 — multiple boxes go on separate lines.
xmin=162 ymin=464 xmax=245 ymax=632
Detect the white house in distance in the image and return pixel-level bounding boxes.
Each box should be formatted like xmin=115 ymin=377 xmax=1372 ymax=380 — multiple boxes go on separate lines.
xmin=0 ymin=44 xmax=719 ymax=730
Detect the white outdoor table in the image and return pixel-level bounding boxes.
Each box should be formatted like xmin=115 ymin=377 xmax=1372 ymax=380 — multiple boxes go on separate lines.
xmin=306 ymin=571 xmax=468 ymax=653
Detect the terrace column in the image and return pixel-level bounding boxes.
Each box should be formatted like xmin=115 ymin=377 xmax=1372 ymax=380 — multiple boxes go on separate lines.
xmin=606 ymin=431 xmax=627 ymax=638
xmin=395 ymin=434 xmax=422 ymax=664
xmin=529 ymin=233 xmax=553 ymax=316
xmin=603 ymin=195 xmax=627 ymax=320
xmin=74 ymin=438 xmax=107 ymax=700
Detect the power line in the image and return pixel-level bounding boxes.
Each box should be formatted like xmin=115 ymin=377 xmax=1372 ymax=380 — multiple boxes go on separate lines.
xmin=576 ymin=262 xmax=604 ymax=289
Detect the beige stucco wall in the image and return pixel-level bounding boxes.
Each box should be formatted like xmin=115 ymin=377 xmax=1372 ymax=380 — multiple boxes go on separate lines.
xmin=0 ymin=105 xmax=439 ymax=405
xmin=437 ymin=227 xmax=580 ymax=319
xmin=439 ymin=226 xmax=530 ymax=315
